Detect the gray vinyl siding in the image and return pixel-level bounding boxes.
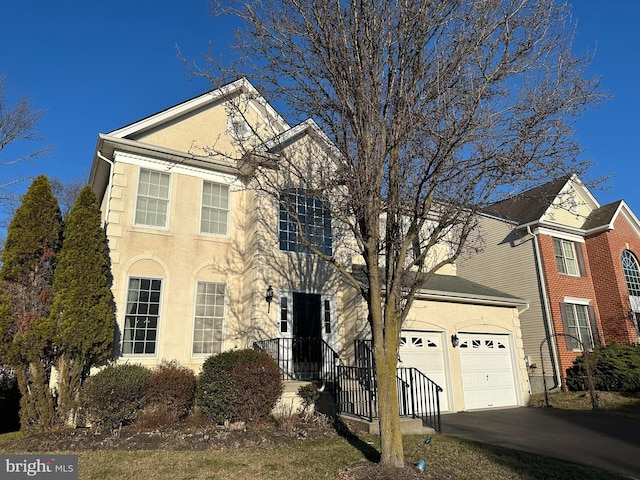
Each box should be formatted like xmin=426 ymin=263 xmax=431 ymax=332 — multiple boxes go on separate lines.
xmin=457 ymin=216 xmax=556 ymax=391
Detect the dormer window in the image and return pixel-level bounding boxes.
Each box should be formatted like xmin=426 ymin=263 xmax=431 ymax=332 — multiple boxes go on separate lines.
xmin=227 ymin=115 xmax=251 ymax=141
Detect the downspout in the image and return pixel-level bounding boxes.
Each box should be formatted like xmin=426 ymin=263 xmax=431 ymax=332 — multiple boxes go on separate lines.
xmin=527 ymin=226 xmax=562 ymax=388
xmin=96 ymin=151 xmax=114 ymax=228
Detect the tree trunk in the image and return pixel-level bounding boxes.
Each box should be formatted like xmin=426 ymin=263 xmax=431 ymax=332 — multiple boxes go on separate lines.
xmin=374 ymin=341 xmax=404 ymax=467
xmin=56 ymin=356 xmax=83 ymax=427
xmin=370 ymin=279 xmax=404 ymax=468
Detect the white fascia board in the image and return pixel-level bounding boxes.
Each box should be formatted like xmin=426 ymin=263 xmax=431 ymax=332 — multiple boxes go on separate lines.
xmin=96 ymin=135 xmax=241 ymax=180
xmin=414 ymin=289 xmax=527 ymax=308
xmin=534 ymin=226 xmax=585 ymax=243
xmin=108 ymin=78 xmax=289 ymax=139
xmin=113 ymin=150 xmax=239 ymax=186
xmin=616 ymin=202 xmax=640 ymax=237
xmin=567 ymin=174 xmax=601 ymax=210
xmin=260 ymin=118 xmax=343 ymax=159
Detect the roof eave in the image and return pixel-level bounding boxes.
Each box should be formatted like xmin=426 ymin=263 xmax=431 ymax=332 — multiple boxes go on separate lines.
xmin=414 ymin=288 xmax=527 ymax=307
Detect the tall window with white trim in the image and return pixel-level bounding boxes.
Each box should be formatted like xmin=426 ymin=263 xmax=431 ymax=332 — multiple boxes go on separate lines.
xmin=560 ymin=302 xmax=598 ymax=350
xmin=279 ymin=188 xmax=332 ymax=255
xmin=622 ymin=250 xmax=640 ymax=296
xmin=123 ymin=277 xmax=162 ymax=355
xmin=201 ymin=182 xmax=229 ymax=235
xmin=135 ymin=169 xmax=170 ymax=228
xmin=192 ymin=282 xmax=226 ymax=355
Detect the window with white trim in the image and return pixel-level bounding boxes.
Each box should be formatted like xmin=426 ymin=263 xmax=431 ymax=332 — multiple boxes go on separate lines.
xmin=622 ymin=250 xmax=640 ymax=296
xmin=201 ymin=182 xmax=229 ymax=235
xmin=553 ymin=238 xmax=584 ymax=276
xmin=279 ymin=188 xmax=332 ymax=255
xmin=560 ymin=302 xmax=597 ymax=350
xmin=123 ymin=277 xmax=162 ymax=355
xmin=135 ymin=169 xmax=170 ymax=228
xmin=192 ymin=282 xmax=226 ymax=355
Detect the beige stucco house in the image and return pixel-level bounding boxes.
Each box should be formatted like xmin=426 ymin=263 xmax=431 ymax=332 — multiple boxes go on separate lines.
xmin=89 ymin=79 xmax=530 ymax=420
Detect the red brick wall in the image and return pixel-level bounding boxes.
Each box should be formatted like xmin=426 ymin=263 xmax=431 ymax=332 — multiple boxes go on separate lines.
xmin=585 ymin=214 xmax=640 ymax=345
xmin=537 ymin=233 xmax=602 ymax=381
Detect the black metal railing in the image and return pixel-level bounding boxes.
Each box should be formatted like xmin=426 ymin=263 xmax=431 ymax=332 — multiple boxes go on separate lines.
xmin=336 ymin=365 xmax=442 ymax=432
xmin=336 ymin=366 xmax=377 ymax=422
xmin=349 ymin=338 xmax=442 ymax=432
xmin=254 ymin=337 xmax=340 ymax=393
xmin=256 ymin=336 xmax=442 ymax=431
xmin=396 ymin=367 xmax=442 ymax=432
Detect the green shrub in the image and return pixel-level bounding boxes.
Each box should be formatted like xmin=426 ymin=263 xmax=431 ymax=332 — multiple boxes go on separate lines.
xmin=297 ymin=383 xmax=320 ymax=414
xmin=145 ymin=360 xmax=196 ymax=420
xmin=80 ymin=363 xmax=151 ymax=430
xmin=196 ymin=349 xmax=283 ymax=423
xmin=566 ymin=343 xmax=640 ymax=393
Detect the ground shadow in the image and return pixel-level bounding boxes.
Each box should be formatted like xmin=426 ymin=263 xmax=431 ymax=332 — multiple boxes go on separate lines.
xmin=332 ymin=416 xmax=381 ymax=463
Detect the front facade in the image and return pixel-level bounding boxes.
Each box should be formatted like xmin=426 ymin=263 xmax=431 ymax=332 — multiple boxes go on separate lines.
xmin=457 ymin=176 xmax=640 ymax=392
xmin=89 ymin=79 xmax=530 ymax=413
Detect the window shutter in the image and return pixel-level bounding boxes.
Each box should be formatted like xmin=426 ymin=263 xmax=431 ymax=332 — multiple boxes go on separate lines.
xmin=575 ymin=243 xmax=587 ymax=277
xmin=587 ymin=304 xmax=601 ymax=347
xmin=559 ymin=303 xmax=579 ymax=350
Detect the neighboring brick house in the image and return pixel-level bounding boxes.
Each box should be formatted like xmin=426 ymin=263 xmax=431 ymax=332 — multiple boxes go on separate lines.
xmin=88 ymin=78 xmax=531 ymax=415
xmin=457 ymin=175 xmax=640 ymax=392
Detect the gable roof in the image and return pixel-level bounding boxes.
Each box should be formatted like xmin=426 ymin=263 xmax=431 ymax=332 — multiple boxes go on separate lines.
xmin=582 ymin=200 xmax=623 ymax=231
xmin=483 ymin=176 xmax=571 ymax=224
xmin=107 ymin=78 xmax=290 ymax=139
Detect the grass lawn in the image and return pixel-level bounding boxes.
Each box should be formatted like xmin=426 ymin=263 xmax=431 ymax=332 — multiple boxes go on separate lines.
xmin=0 ymin=430 xmax=625 ymax=479
xmin=529 ymin=390 xmax=640 ymax=417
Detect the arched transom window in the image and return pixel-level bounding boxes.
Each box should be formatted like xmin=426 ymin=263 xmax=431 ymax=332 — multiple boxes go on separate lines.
xmin=622 ymin=250 xmax=640 ymax=297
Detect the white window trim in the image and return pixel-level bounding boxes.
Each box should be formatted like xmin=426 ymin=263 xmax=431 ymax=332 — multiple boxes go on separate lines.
xmin=561 ymin=300 xmax=594 ymax=351
xmin=200 ymin=180 xmax=231 ymax=237
xmin=122 ymin=276 xmax=163 ymax=358
xmin=191 ymin=281 xmax=228 ymax=358
xmin=554 ymin=237 xmax=580 ymax=276
xmin=134 ymin=167 xmax=172 ymax=230
xmin=563 ymin=296 xmax=591 ymax=305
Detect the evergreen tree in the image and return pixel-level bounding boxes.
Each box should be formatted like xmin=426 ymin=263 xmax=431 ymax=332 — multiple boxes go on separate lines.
xmin=0 ymin=175 xmax=62 ymax=432
xmin=50 ymin=186 xmax=115 ymax=424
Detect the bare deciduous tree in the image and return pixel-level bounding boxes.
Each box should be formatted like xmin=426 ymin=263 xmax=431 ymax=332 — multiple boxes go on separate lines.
xmin=0 ymin=76 xmax=49 ymax=190
xmin=200 ymin=0 xmax=603 ymax=467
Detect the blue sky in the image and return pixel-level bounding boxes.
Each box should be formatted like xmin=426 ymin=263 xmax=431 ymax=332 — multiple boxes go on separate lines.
xmin=1 ymin=1 xmax=639 ymax=215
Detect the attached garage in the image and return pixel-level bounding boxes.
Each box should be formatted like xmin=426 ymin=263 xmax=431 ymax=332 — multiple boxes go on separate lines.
xmin=399 ymin=330 xmax=450 ymax=412
xmin=458 ymin=333 xmax=518 ymax=410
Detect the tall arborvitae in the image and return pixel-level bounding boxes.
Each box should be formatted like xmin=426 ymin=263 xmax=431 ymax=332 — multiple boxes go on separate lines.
xmin=0 ymin=175 xmax=62 ymax=432
xmin=50 ymin=186 xmax=115 ymax=424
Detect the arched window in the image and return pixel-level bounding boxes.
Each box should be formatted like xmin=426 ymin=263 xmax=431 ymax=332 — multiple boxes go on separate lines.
xmin=622 ymin=250 xmax=640 ymax=297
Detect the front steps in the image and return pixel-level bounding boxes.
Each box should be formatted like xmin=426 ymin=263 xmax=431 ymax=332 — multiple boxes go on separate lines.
xmin=339 ymin=414 xmax=436 ymax=435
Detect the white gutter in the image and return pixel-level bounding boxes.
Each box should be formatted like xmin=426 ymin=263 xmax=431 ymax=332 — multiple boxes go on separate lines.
xmin=527 ymin=225 xmax=562 ymax=388
xmin=96 ymin=151 xmax=114 ymax=228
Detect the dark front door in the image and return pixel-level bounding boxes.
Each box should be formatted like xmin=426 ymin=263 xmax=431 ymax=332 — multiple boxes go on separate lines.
xmin=292 ymin=293 xmax=322 ymax=379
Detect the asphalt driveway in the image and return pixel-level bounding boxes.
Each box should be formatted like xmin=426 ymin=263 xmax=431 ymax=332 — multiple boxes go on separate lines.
xmin=441 ymin=407 xmax=640 ymax=479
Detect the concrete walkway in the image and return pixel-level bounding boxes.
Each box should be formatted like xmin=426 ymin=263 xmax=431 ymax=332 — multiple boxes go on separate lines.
xmin=441 ymin=408 xmax=640 ymax=479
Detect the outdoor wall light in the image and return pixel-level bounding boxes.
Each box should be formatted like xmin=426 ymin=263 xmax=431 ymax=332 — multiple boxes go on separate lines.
xmin=450 ymin=334 xmax=459 ymax=348
xmin=265 ymin=285 xmax=274 ymax=313
xmin=628 ymin=309 xmax=636 ymax=321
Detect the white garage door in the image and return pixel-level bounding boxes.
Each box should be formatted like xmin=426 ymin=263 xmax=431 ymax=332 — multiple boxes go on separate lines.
xmin=459 ymin=333 xmax=517 ymax=410
xmin=399 ymin=331 xmax=449 ymax=412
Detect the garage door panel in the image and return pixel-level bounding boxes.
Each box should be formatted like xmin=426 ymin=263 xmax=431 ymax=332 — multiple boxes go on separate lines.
xmin=460 ymin=334 xmax=517 ymax=410
xmin=399 ymin=331 xmax=449 ymax=412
